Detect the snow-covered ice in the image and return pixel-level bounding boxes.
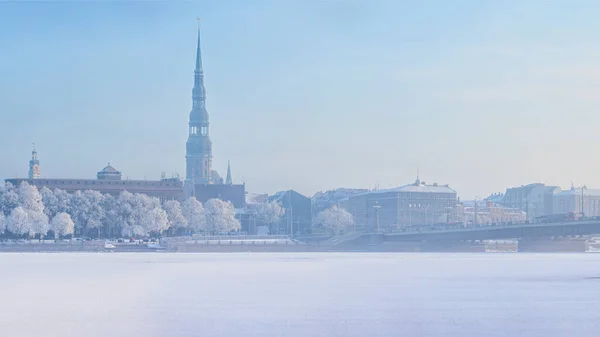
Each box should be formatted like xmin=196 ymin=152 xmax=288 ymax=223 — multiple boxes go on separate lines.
xmin=1 ymin=253 xmax=600 ymax=337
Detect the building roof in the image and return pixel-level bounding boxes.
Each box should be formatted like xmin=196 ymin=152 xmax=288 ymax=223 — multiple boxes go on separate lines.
xmin=312 ymin=188 xmax=368 ymax=209
xmin=246 ymin=193 xmax=268 ymax=205
xmin=555 ymin=187 xmax=600 ymax=197
xmin=355 ymin=183 xmax=456 ymax=197
xmin=99 ymin=164 xmax=120 ymax=174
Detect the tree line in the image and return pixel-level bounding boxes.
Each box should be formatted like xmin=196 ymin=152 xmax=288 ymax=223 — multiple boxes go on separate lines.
xmin=0 ymin=182 xmax=357 ymax=239
xmin=0 ymin=182 xmax=240 ymax=239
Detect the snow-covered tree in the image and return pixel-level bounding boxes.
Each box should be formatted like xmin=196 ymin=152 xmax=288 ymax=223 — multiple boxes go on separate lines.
xmin=17 ymin=182 xmax=44 ymax=214
xmin=7 ymin=206 xmax=31 ymax=237
xmin=16 ymin=182 xmax=48 ymax=238
xmin=181 ymin=197 xmax=205 ymax=233
xmin=256 ymin=201 xmax=285 ymax=231
xmin=203 ymin=198 xmax=240 ymax=234
xmin=313 ymin=205 xmax=354 ymax=235
xmin=50 ymin=212 xmax=75 ymax=238
xmin=40 ymin=187 xmax=70 ymax=221
xmin=116 ymin=191 xmax=135 ymax=230
xmin=83 ymin=190 xmax=105 ymax=236
xmin=53 ymin=189 xmax=71 ymax=215
xmin=100 ymin=194 xmax=119 ymax=237
xmin=0 ymin=212 xmax=5 ymax=234
xmin=70 ymin=191 xmax=89 ymax=234
xmin=29 ymin=211 xmax=49 ymax=239
xmin=115 ymin=193 xmax=165 ymax=238
xmin=163 ymin=200 xmax=187 ymax=233
xmin=0 ymin=182 xmax=19 ymax=216
xmin=70 ymin=190 xmax=105 ymax=237
xmin=40 ymin=187 xmax=58 ymax=219
xmin=141 ymin=207 xmax=169 ymax=235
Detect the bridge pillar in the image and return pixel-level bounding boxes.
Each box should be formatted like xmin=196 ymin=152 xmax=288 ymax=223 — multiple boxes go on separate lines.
xmin=518 ymin=238 xmax=587 ymax=252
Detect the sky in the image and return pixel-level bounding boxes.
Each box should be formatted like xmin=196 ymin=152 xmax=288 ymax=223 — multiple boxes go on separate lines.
xmin=2 ymin=1 xmax=600 ymax=199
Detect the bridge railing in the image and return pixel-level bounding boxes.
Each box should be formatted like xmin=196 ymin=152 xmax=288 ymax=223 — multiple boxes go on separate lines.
xmin=384 ymin=218 xmax=600 ymax=236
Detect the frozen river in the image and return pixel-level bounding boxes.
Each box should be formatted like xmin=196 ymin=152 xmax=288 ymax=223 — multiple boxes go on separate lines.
xmin=1 ymin=253 xmax=600 ymax=337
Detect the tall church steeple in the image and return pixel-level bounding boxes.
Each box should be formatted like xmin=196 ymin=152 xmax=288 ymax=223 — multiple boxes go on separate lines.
xmin=29 ymin=143 xmax=40 ymax=180
xmin=225 ymin=160 xmax=232 ymax=185
xmin=186 ymin=22 xmax=213 ymax=184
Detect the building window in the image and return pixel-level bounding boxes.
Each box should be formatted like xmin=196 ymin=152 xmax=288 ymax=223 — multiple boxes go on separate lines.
xmin=201 ymin=126 xmax=208 ymax=136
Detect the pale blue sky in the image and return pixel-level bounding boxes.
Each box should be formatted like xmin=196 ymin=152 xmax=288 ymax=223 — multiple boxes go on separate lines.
xmin=1 ymin=1 xmax=600 ymax=198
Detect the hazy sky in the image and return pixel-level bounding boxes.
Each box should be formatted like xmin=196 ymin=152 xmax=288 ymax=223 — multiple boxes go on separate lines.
xmin=2 ymin=1 xmax=600 ymax=199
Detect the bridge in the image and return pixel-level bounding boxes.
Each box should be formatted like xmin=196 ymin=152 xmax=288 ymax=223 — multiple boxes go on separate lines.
xmin=382 ymin=220 xmax=600 ymax=242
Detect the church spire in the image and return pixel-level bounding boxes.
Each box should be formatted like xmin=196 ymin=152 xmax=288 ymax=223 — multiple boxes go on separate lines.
xmin=226 ymin=160 xmax=232 ymax=185
xmin=195 ymin=21 xmax=203 ymax=72
xmin=186 ymin=22 xmax=213 ymax=184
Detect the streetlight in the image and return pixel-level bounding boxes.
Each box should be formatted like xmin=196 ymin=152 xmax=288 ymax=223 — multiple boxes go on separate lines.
xmin=581 ymin=185 xmax=587 ymax=217
xmin=373 ymin=202 xmax=381 ymax=232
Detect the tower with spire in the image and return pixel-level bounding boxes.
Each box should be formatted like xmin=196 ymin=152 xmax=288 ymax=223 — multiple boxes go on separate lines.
xmin=28 ymin=143 xmax=40 ymax=179
xmin=186 ymin=23 xmax=213 ymax=184
xmin=225 ymin=160 xmax=232 ymax=185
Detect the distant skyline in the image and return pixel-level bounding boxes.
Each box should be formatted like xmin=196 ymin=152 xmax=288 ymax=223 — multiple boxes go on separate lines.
xmin=2 ymin=1 xmax=600 ymax=199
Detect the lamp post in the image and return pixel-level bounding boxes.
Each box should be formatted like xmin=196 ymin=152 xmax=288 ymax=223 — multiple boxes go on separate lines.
xmin=373 ymin=202 xmax=381 ymax=233
xmin=581 ymin=185 xmax=587 ymax=217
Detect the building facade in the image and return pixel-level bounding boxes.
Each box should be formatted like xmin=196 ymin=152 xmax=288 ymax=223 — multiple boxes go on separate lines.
xmin=502 ymin=183 xmax=559 ymax=219
xmin=460 ymin=200 xmax=526 ymax=225
xmin=346 ymin=177 xmax=457 ymax=231
xmin=268 ymin=190 xmax=312 ymax=235
xmin=552 ymin=187 xmax=600 ymax=217
xmin=7 ymin=164 xmax=184 ymax=201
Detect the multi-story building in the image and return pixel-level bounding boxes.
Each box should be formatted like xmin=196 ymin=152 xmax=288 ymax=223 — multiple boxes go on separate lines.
xmin=461 ymin=200 xmax=526 ymax=225
xmin=267 ymin=190 xmax=312 ymax=235
xmin=552 ymin=186 xmax=600 ymax=217
xmin=346 ymin=177 xmax=457 ymax=231
xmin=7 ymin=163 xmax=184 ymax=201
xmin=502 ymin=183 xmax=560 ymax=219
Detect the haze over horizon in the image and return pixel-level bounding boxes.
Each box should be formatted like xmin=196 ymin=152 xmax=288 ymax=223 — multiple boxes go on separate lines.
xmin=2 ymin=1 xmax=600 ymax=199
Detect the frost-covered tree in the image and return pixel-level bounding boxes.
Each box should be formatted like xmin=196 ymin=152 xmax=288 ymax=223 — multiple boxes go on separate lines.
xmin=181 ymin=197 xmax=205 ymax=233
xmin=256 ymin=201 xmax=285 ymax=232
xmin=53 ymin=189 xmax=71 ymax=215
xmin=0 ymin=182 xmax=19 ymax=216
xmin=17 ymin=182 xmax=48 ymax=239
xmin=101 ymin=194 xmax=119 ymax=238
xmin=83 ymin=190 xmax=105 ymax=236
xmin=0 ymin=212 xmax=5 ymax=234
xmin=41 ymin=187 xmax=70 ymax=221
xmin=7 ymin=206 xmax=31 ymax=237
xmin=204 ymin=198 xmax=240 ymax=234
xmin=163 ymin=200 xmax=187 ymax=234
xmin=141 ymin=207 xmax=169 ymax=236
xmin=29 ymin=211 xmax=49 ymax=239
xmin=116 ymin=193 xmax=165 ymax=238
xmin=50 ymin=212 xmax=75 ymax=239
xmin=313 ymin=205 xmax=354 ymax=235
xmin=18 ymin=182 xmax=44 ymax=214
xmin=70 ymin=191 xmax=89 ymax=235
xmin=70 ymin=190 xmax=105 ymax=237
xmin=40 ymin=187 xmax=59 ymax=219
xmin=116 ymin=191 xmax=135 ymax=231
